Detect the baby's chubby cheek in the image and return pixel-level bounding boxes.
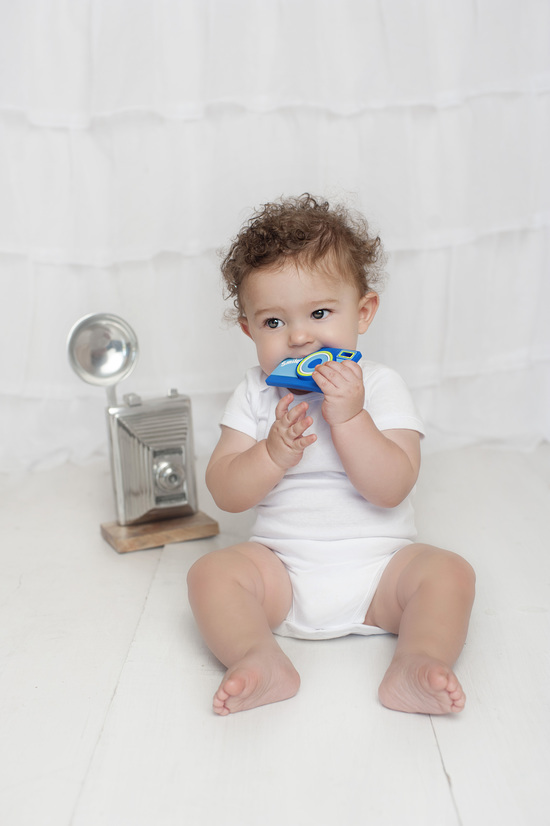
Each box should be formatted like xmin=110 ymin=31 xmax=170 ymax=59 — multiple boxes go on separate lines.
xmin=259 ymin=349 xmax=286 ymax=378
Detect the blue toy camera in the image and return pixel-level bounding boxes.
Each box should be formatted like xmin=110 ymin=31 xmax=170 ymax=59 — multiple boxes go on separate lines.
xmin=265 ymin=348 xmax=362 ymax=393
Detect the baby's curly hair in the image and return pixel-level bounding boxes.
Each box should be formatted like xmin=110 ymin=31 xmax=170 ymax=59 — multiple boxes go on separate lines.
xmin=221 ymin=194 xmax=386 ymax=320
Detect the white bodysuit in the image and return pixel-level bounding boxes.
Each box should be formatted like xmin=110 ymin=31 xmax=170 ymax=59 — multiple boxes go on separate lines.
xmin=220 ymin=360 xmax=425 ymax=640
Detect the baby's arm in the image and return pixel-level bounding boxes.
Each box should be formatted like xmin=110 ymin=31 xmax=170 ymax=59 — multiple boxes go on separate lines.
xmin=206 ymin=393 xmax=316 ymax=512
xmin=313 ymin=361 xmax=420 ymax=508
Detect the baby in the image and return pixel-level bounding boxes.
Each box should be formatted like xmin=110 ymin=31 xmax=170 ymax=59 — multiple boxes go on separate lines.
xmin=187 ymin=194 xmax=475 ymax=716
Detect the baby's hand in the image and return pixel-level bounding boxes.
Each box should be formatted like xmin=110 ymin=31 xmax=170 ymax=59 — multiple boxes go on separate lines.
xmin=313 ymin=360 xmax=365 ymax=426
xmin=266 ymin=393 xmax=316 ymax=470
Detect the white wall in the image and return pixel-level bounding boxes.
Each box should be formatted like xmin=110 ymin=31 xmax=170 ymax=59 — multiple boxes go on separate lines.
xmin=1 ymin=0 xmax=548 ymax=472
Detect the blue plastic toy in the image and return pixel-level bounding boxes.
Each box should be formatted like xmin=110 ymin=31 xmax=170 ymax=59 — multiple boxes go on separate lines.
xmin=265 ymin=348 xmax=362 ymax=392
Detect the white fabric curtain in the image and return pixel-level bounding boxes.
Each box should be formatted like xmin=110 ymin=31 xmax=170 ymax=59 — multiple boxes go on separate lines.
xmin=1 ymin=0 xmax=549 ymax=472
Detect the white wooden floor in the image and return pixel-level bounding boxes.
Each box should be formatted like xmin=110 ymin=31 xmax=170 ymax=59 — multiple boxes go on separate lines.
xmin=1 ymin=445 xmax=549 ymax=826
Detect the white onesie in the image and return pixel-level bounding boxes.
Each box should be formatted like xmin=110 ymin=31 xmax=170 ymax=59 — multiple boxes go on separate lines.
xmin=220 ymin=359 xmax=425 ymax=640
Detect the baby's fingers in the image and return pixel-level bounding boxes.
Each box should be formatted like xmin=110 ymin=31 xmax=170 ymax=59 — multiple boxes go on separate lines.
xmin=288 ymin=414 xmax=314 ymax=440
xmin=275 ymin=393 xmax=295 ymax=420
xmin=277 ymin=396 xmax=310 ymax=426
xmin=297 ymin=432 xmax=317 ymax=449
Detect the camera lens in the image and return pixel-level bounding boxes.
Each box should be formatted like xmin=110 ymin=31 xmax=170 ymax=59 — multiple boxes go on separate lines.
xmin=154 ymin=460 xmax=185 ymax=493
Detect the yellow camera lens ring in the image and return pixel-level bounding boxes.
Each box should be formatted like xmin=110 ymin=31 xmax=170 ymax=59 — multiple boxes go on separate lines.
xmin=296 ymin=350 xmax=334 ymax=377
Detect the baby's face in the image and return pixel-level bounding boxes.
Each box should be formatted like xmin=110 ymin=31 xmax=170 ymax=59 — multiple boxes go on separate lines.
xmin=238 ymin=261 xmax=377 ymax=377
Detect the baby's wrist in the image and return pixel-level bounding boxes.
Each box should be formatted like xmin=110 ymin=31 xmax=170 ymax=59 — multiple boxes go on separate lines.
xmin=329 ymin=408 xmax=365 ymax=430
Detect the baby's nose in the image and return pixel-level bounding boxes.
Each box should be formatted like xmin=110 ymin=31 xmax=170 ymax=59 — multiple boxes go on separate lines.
xmin=288 ymin=325 xmax=314 ymax=347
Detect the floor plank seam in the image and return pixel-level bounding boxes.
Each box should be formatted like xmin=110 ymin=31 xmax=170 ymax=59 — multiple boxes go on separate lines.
xmin=67 ymin=551 xmax=164 ymax=826
xmin=430 ymin=717 xmax=464 ymax=826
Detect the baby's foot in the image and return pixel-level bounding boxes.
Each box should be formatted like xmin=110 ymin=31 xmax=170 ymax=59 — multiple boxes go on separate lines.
xmin=378 ymin=654 xmax=466 ymax=715
xmin=213 ymin=645 xmax=300 ymax=716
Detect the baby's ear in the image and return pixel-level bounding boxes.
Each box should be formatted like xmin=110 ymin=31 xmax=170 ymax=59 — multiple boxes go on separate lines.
xmin=238 ymin=317 xmax=253 ymax=339
xmin=358 ymin=291 xmax=379 ymax=333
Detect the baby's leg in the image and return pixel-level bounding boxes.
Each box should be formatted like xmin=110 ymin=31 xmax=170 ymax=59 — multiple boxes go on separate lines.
xmin=187 ymin=542 xmax=299 ymax=715
xmin=364 ymin=544 xmax=475 ymax=714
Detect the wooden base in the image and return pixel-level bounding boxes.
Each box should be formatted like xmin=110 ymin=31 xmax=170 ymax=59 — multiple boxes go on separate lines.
xmin=100 ymin=511 xmax=219 ymax=553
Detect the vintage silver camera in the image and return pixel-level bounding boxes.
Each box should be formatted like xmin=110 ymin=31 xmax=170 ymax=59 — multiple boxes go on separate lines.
xmin=67 ymin=313 xmax=198 ymax=526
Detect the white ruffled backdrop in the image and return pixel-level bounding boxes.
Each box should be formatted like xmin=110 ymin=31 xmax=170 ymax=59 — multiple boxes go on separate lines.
xmin=1 ymin=0 xmax=549 ymax=473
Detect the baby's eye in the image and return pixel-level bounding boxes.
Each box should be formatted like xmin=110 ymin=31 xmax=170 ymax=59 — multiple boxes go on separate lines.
xmin=264 ymin=318 xmax=283 ymax=329
xmin=311 ymin=309 xmax=330 ymax=320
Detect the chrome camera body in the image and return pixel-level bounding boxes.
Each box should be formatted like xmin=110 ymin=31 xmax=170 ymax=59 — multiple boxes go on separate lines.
xmin=67 ymin=313 xmax=198 ymax=526
xmin=107 ymin=389 xmax=197 ymax=525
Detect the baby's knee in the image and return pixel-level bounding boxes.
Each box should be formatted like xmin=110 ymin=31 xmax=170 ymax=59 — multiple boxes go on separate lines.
xmin=187 ymin=551 xmax=225 ymax=593
xmin=437 ymin=551 xmax=476 ymax=598
xmin=451 ymin=552 xmax=475 ymax=584
xmin=187 ymin=547 xmax=254 ymax=595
